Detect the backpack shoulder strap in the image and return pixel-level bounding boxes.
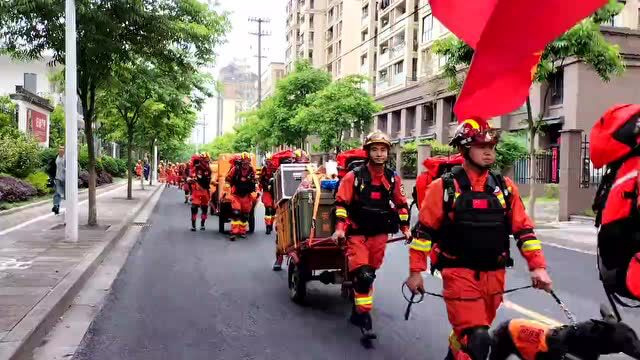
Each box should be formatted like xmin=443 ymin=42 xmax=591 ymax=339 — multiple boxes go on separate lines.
xmin=442 ymin=171 xmax=456 ymax=214
xmin=488 ymin=171 xmax=512 ymax=211
xmin=353 ymin=165 xmax=369 ymax=193
xmin=451 ymin=166 xmax=471 ymax=192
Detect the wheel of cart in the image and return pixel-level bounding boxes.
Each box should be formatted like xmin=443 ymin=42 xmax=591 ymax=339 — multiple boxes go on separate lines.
xmin=285 ymin=237 xmax=351 ymax=304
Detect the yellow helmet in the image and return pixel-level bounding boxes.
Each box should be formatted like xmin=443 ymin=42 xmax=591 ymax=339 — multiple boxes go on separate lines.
xmin=240 ymin=152 xmax=251 ymax=162
xmin=363 ymin=130 xmax=391 ymax=149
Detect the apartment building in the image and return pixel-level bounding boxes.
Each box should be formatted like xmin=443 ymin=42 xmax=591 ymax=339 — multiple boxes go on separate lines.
xmin=286 ymin=0 xmax=379 ymax=85
xmin=285 ymin=0 xmax=328 ymax=72
xmin=373 ymin=0 xmax=640 ymax=147
xmin=215 ymin=62 xmax=258 ymax=136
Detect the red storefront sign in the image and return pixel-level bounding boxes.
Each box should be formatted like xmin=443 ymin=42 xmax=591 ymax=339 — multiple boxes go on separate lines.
xmin=27 ymin=109 xmax=48 ymax=143
xmin=551 ymin=146 xmax=559 ymax=183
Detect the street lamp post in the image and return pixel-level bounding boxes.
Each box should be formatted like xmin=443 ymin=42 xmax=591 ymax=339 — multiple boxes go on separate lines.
xmin=65 ymin=0 xmax=79 ymax=242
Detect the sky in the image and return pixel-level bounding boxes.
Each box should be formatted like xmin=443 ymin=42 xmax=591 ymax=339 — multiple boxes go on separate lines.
xmin=191 ymin=0 xmax=288 ymax=145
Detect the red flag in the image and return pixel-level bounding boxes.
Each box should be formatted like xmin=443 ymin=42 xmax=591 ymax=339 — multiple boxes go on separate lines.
xmin=430 ymin=0 xmax=607 ymax=121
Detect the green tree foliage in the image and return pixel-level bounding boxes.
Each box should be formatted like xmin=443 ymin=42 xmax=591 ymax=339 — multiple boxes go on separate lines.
xmin=49 ymin=105 xmax=65 ymax=148
xmin=0 ymin=0 xmax=229 ymax=225
xmin=495 ymin=133 xmax=528 ymax=172
xmin=201 ymin=133 xmax=236 ymax=158
xmin=0 ymin=96 xmax=18 ymax=137
xmin=431 ymin=0 xmax=624 ymax=220
xmin=0 ymin=133 xmax=42 ymax=178
xmin=293 ymin=75 xmax=382 ymax=153
xmin=255 ymin=60 xmax=331 ymax=147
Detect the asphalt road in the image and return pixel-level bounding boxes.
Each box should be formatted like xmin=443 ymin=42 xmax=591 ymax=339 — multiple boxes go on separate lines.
xmin=73 ymin=188 xmax=639 ymax=360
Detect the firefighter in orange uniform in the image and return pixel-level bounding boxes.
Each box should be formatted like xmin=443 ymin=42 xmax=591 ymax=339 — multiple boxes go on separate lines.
xmin=226 ymin=152 xmax=257 ymax=241
xmin=332 ymin=130 xmax=411 ymax=340
xmin=405 ymin=118 xmax=552 ymax=360
xmin=188 ymin=154 xmax=212 ymax=231
xmin=259 ymin=154 xmax=276 ymax=236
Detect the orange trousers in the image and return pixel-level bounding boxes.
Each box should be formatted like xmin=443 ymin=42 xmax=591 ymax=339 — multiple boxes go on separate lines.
xmin=347 ymin=233 xmax=389 ymax=313
xmin=442 ymin=268 xmax=506 ymax=355
xmin=230 ymin=193 xmax=254 ymax=235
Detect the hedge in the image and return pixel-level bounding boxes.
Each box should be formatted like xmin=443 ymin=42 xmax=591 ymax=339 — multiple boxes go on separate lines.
xmin=0 ymin=133 xmax=42 ymax=178
xmin=0 ymin=175 xmax=37 ymax=203
xmin=26 ymin=171 xmax=52 ymax=196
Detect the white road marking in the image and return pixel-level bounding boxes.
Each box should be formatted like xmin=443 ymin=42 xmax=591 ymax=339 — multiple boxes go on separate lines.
xmin=543 ymin=241 xmax=597 ymax=256
xmin=0 ymin=257 xmax=32 ymax=270
xmin=0 ymin=185 xmax=125 ymax=236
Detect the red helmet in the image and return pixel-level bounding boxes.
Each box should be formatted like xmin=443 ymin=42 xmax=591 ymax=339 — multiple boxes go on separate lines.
xmin=590 ymin=104 xmax=640 ymax=169
xmin=449 ymin=117 xmax=500 ymax=147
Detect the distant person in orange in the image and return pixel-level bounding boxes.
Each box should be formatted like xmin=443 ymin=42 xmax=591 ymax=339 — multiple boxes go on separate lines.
xmin=226 ymin=153 xmax=257 ymax=240
xmin=188 ymin=154 xmax=212 ymax=231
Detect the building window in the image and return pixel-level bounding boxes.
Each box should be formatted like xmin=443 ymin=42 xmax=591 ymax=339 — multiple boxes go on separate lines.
xmin=361 ymin=54 xmax=367 ymax=65
xmin=394 ymin=61 xmax=404 ymax=74
xmin=24 ymin=73 xmax=37 ymax=93
xmin=446 ymin=96 xmax=457 ymax=123
xmin=422 ymin=14 xmax=433 ymax=42
xmin=549 ymin=70 xmax=564 ymax=105
xmin=310 ymin=0 xmax=314 ymax=9
xmin=362 ymin=5 xmax=368 ymax=19
xmin=362 ymin=30 xmax=368 ymax=42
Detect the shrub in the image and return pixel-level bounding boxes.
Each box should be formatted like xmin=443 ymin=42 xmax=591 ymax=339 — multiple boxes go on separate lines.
xmin=419 ymin=139 xmax=456 ymax=157
xmin=25 ymin=171 xmax=52 ymax=195
xmin=495 ymin=134 xmax=528 ymax=172
xmin=0 ymin=175 xmax=37 ymax=202
xmin=115 ymin=158 xmax=127 ymax=177
xmin=78 ymin=145 xmax=89 ymax=171
xmin=0 ymin=133 xmax=42 ymax=178
xmin=78 ymin=170 xmax=89 ymax=188
xmin=100 ymin=156 xmax=125 ymax=177
xmin=401 ymin=142 xmax=417 ymax=178
xmin=40 ymin=148 xmax=58 ymax=177
xmin=97 ymin=171 xmax=113 ymax=186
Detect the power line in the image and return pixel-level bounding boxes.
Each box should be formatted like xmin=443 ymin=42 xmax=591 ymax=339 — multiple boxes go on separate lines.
xmin=249 ymin=17 xmax=271 ymax=107
xmin=320 ymin=3 xmax=430 ymax=71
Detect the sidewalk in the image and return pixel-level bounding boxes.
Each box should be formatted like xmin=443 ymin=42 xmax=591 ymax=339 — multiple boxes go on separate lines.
xmin=0 ymin=182 xmax=162 ymax=359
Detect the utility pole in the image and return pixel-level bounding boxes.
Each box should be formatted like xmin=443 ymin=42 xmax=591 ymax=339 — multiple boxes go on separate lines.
xmin=64 ymin=0 xmax=78 ymax=242
xmin=249 ymin=17 xmax=270 ymax=106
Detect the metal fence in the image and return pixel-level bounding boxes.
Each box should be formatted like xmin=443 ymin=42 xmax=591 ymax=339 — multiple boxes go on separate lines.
xmin=513 ymin=146 xmax=560 ymax=184
xmin=580 ymin=135 xmax=605 ymax=188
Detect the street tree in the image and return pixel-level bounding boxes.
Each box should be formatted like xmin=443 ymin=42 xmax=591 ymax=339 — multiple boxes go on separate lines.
xmin=0 ymin=96 xmax=18 ymax=137
xmin=432 ymin=0 xmax=625 ymax=221
xmin=293 ymin=75 xmax=382 ymax=153
xmin=202 ymin=133 xmax=236 ymax=159
xmin=256 ymin=60 xmax=331 ymax=147
xmin=0 ymin=0 xmax=229 ymax=225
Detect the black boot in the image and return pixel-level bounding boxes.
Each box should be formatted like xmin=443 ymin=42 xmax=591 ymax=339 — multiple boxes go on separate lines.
xmin=191 ymin=219 xmax=196 ymax=232
xmin=350 ymin=306 xmax=376 ymax=340
xmin=200 ymin=219 xmax=206 ymax=231
xmin=272 ymin=255 xmax=283 ymax=271
xmin=52 ymin=205 xmax=60 ymax=215
xmin=444 ymin=349 xmax=454 ymax=360
xmin=266 ymin=224 xmax=273 ymax=235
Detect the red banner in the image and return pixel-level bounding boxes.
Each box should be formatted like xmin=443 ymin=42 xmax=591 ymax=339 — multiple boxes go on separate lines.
xmin=27 ymin=109 xmax=48 ymax=143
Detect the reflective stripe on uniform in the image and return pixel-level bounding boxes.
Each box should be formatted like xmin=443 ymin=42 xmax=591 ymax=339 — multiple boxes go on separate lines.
xmin=354 ymin=296 xmax=373 ymax=306
xmin=449 ymin=331 xmax=462 ymax=352
xmin=521 ymin=239 xmax=542 ymax=252
xmin=336 ymin=208 xmax=348 ymax=218
xmin=496 ymin=191 xmax=507 ymax=208
xmin=410 ymin=239 xmax=432 ymax=252
xmin=399 ymin=213 xmax=409 ymax=221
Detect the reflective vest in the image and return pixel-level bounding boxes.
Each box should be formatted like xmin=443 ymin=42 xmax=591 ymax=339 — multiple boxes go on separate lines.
xmin=438 ymin=166 xmax=512 ymax=271
xmin=593 ymin=155 xmax=640 ymax=302
xmin=348 ymin=165 xmax=399 ymax=236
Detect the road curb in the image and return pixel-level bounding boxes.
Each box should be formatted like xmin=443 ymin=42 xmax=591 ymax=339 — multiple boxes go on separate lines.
xmin=2 ymin=184 xmax=164 ymax=360
xmin=0 ymin=181 xmax=126 ymax=217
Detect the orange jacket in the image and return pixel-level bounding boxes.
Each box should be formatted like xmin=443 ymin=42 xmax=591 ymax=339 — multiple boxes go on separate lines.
xmin=409 ymin=163 xmax=546 ymax=272
xmin=335 ymin=163 xmax=410 ymax=233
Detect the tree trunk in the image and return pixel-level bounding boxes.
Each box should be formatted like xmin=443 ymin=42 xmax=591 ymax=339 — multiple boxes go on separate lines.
xmin=525 ymin=96 xmax=537 ymax=223
xmin=127 ymin=134 xmax=134 ymax=200
xmin=84 ymin=113 xmax=98 ymax=226
xmin=149 ymin=139 xmax=155 ymax=186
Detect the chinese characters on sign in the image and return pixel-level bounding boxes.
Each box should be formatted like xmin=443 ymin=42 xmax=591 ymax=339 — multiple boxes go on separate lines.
xmin=27 ymin=108 xmax=48 ymax=143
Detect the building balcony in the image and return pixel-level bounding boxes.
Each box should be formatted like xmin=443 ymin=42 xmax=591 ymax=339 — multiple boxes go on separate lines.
xmin=378 ymin=51 xmax=390 ymax=67
xmin=380 ymin=17 xmax=407 ymax=41
xmin=362 ymin=15 xmax=369 ymax=27
xmin=391 ymin=71 xmax=405 ymax=87
xmin=376 ymin=78 xmax=390 ymax=93
xmin=360 ymin=62 xmax=369 ymax=74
